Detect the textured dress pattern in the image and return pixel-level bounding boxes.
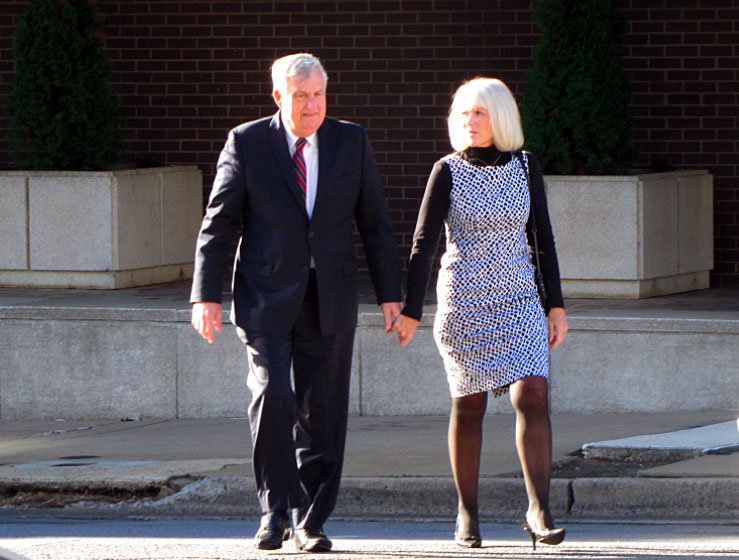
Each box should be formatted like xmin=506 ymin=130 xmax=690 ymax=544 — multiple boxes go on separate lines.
xmin=434 ymin=153 xmax=548 ymax=398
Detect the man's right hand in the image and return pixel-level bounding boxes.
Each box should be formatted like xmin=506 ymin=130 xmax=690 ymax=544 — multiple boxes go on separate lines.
xmin=191 ymin=302 xmax=223 ymax=344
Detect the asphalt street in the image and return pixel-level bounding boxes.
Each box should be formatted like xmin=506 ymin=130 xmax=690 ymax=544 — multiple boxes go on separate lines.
xmin=0 ymin=518 xmax=737 ymax=560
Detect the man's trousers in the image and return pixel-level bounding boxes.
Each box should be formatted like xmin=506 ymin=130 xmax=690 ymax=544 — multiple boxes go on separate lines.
xmin=239 ymin=272 xmax=355 ymax=532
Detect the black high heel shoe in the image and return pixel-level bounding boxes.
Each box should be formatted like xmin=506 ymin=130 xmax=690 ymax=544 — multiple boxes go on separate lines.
xmin=522 ymin=518 xmax=565 ymax=551
xmin=454 ymin=516 xmax=482 ymax=548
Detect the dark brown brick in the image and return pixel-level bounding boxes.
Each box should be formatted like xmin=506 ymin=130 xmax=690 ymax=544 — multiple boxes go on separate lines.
xmin=0 ymin=0 xmax=736 ymax=283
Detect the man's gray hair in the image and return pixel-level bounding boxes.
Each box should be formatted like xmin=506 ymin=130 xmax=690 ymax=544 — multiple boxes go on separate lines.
xmin=271 ymin=53 xmax=328 ymax=94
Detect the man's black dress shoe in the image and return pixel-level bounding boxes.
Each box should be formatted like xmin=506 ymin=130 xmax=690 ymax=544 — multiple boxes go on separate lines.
xmin=253 ymin=512 xmax=291 ymax=550
xmin=293 ymin=527 xmax=332 ymax=552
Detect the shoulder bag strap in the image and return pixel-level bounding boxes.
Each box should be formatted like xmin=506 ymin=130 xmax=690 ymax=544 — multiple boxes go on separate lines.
xmin=514 ymin=151 xmax=548 ymax=309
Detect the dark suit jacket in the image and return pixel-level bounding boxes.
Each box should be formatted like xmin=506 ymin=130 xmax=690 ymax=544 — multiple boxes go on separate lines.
xmin=190 ymin=112 xmax=402 ymax=336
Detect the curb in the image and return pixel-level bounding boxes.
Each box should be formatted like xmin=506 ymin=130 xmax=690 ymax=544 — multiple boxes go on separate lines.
xmin=1 ymin=475 xmax=736 ymax=522
xmin=570 ymin=477 xmax=738 ymax=521
xmin=0 ymin=547 xmax=32 ymax=560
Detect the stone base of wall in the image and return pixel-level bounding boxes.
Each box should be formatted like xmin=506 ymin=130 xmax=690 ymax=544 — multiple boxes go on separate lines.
xmin=0 ymin=264 xmax=195 ymax=290
xmin=1 ymin=303 xmax=736 ymax=419
xmin=562 ymin=271 xmax=710 ymax=299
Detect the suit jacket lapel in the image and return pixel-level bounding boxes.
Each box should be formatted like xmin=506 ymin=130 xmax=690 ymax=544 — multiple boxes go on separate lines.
xmin=268 ymin=112 xmax=308 ymax=215
xmin=313 ymin=119 xmax=336 ymax=220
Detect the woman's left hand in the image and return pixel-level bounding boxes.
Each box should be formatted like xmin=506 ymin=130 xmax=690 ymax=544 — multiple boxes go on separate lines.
xmin=547 ymin=307 xmax=568 ymax=350
xmin=393 ymin=314 xmax=420 ymax=347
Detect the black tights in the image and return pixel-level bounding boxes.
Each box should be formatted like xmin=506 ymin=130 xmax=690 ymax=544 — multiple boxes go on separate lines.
xmin=449 ymin=376 xmax=554 ymax=535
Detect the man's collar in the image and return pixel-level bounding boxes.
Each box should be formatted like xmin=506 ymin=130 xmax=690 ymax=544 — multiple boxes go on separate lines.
xmin=280 ymin=111 xmax=318 ymax=148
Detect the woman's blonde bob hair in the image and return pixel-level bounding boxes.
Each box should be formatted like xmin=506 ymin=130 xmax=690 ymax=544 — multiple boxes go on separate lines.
xmin=447 ymin=77 xmax=524 ymax=152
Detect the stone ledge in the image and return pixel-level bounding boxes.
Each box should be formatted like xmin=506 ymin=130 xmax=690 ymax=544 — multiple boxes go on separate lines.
xmin=2 ymin=306 xmax=737 ymax=335
xmin=1 ymin=301 xmax=736 ymax=418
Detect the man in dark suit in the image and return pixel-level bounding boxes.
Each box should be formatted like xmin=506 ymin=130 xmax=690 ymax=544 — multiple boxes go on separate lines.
xmin=190 ymin=53 xmax=402 ymax=553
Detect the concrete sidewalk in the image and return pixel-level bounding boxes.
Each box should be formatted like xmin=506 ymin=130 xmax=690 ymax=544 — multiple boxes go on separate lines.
xmin=0 ymin=283 xmax=737 ymax=522
xmin=0 ymin=412 xmax=736 ymax=522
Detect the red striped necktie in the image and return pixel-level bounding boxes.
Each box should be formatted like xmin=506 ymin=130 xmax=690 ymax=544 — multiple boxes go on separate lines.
xmin=293 ymin=138 xmax=307 ymax=197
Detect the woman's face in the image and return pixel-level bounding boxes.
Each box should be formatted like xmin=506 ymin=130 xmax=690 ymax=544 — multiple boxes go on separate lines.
xmin=460 ymin=104 xmax=494 ymax=148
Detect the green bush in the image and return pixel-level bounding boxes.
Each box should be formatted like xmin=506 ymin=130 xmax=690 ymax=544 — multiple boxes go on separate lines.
xmin=522 ymin=0 xmax=633 ymax=175
xmin=8 ymin=0 xmax=119 ymax=170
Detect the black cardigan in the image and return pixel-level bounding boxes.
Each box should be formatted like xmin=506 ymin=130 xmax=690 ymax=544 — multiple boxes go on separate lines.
xmin=401 ymin=147 xmax=564 ymax=320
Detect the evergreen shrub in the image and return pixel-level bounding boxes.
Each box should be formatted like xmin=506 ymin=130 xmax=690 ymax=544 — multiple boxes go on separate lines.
xmin=522 ymin=0 xmax=633 ymax=175
xmin=8 ymin=0 xmax=119 ymax=170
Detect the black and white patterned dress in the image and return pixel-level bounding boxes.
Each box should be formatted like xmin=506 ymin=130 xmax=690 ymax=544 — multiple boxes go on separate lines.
xmin=434 ymin=152 xmax=548 ymax=397
xmin=402 ymin=147 xmax=561 ymax=399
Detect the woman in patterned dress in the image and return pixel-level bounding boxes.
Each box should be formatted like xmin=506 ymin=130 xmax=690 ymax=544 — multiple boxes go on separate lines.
xmin=393 ymin=77 xmax=569 ymax=549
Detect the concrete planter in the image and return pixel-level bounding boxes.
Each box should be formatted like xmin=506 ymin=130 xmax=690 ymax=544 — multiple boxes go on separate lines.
xmin=0 ymin=166 xmax=202 ymax=289
xmin=544 ymin=170 xmax=713 ymax=298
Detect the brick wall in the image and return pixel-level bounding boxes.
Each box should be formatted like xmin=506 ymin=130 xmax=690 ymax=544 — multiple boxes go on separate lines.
xmin=620 ymin=0 xmax=738 ymax=284
xmin=1 ymin=0 xmax=737 ymax=285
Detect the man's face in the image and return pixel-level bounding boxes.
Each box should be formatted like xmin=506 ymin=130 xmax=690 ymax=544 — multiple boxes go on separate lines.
xmin=273 ymin=69 xmax=326 ymax=138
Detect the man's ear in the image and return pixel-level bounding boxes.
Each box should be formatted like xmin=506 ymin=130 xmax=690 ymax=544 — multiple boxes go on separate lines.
xmin=272 ymin=89 xmax=282 ymax=108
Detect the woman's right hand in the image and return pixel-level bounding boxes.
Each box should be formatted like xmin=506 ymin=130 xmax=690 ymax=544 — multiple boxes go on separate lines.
xmin=393 ymin=314 xmax=420 ymax=347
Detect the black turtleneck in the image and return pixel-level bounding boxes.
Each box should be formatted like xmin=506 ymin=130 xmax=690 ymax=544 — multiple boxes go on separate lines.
xmin=401 ymin=148 xmax=565 ymax=320
xmin=461 ymin=145 xmax=513 ymax=167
